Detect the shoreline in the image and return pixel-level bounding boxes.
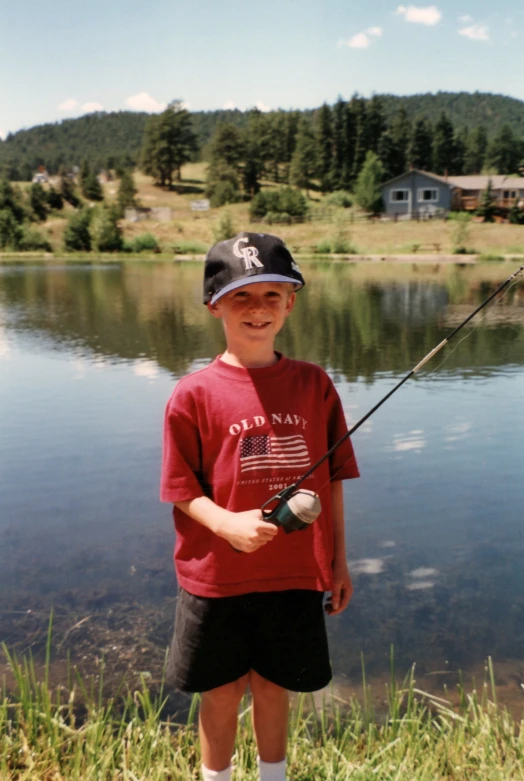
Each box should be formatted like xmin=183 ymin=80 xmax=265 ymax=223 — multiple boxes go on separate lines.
xmin=1 ymin=252 xmax=523 ymax=264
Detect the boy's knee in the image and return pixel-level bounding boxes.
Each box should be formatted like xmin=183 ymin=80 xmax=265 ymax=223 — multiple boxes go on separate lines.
xmin=202 ymin=674 xmax=249 ymax=711
xmin=249 ymin=670 xmax=287 ymax=701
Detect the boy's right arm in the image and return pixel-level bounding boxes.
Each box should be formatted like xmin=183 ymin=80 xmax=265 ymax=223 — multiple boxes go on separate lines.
xmin=174 ymin=497 xmax=278 ymax=553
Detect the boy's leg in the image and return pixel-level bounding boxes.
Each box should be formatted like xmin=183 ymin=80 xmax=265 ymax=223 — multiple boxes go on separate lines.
xmin=199 ymin=673 xmax=249 ymax=772
xmin=249 ymin=669 xmax=289 ymax=763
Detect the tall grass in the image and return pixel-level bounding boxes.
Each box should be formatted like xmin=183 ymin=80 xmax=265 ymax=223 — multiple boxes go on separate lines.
xmin=2 ymin=629 xmax=524 ymax=780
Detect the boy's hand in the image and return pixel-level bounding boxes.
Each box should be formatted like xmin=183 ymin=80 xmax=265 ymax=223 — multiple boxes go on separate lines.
xmin=219 ymin=510 xmax=279 ymax=553
xmin=325 ymin=559 xmax=353 ymax=616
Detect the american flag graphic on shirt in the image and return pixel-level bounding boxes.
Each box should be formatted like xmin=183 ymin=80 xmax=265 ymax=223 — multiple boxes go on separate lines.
xmin=239 ymin=434 xmax=311 ymax=472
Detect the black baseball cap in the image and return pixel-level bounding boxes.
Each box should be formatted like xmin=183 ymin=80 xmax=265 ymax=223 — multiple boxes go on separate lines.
xmin=203 ymin=232 xmax=305 ymax=304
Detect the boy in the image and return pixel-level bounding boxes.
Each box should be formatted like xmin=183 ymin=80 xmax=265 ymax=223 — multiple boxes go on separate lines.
xmin=161 ymin=232 xmax=359 ymax=781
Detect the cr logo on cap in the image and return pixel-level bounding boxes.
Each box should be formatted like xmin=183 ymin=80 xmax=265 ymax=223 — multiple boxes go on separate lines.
xmin=233 ymin=237 xmax=264 ymax=270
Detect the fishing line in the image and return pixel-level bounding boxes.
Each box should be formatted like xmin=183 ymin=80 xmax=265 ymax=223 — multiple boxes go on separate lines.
xmin=263 ymin=264 xmax=524 ymax=531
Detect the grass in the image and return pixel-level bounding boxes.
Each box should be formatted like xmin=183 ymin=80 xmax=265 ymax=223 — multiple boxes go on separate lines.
xmin=2 ymin=621 xmax=524 ymax=780
xmin=7 ymin=164 xmax=524 ymax=260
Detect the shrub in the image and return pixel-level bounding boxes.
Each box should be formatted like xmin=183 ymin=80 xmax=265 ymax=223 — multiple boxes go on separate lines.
xmin=249 ymin=187 xmax=308 ymax=222
xmin=0 ymin=209 xmax=23 ymax=249
xmin=172 ymin=239 xmax=207 ymax=254
xmin=265 ymin=211 xmax=292 ymax=225
xmin=212 ymin=211 xmax=236 ymax=242
xmin=313 ymin=239 xmax=332 ymax=254
xmin=209 ymin=180 xmax=240 ymax=208
xmin=123 ymin=232 xmax=160 ymax=253
xmin=324 ymin=190 xmax=353 ymax=208
xmin=18 ymin=227 xmax=52 ymax=252
xmin=64 ymin=210 xmax=92 ymax=252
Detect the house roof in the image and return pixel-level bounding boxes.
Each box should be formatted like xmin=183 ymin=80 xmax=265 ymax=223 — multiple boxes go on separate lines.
xmin=382 ymin=169 xmax=452 ymax=188
xmin=447 ymin=175 xmax=524 ymax=190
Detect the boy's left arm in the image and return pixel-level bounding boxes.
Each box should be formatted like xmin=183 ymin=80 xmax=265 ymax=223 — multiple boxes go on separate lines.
xmin=325 ymin=480 xmax=353 ymax=616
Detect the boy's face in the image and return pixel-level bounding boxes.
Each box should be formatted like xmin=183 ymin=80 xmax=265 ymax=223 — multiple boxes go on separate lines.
xmin=207 ymin=281 xmax=296 ymax=352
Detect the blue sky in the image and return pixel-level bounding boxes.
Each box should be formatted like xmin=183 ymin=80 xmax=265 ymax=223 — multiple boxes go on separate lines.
xmin=1 ymin=0 xmax=523 ymax=137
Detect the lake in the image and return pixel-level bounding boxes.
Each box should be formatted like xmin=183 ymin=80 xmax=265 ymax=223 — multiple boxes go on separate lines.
xmin=1 ymin=260 xmax=523 ymax=710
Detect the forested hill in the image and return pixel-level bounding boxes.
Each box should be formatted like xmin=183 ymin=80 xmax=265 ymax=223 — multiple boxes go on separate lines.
xmin=2 ymin=91 xmax=524 ymax=179
xmin=380 ymin=92 xmax=524 ymax=136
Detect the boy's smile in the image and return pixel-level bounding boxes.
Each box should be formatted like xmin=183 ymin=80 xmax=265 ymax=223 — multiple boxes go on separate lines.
xmin=207 ymin=281 xmax=296 ymax=367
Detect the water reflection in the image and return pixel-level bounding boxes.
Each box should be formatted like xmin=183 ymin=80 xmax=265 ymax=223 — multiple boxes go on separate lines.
xmin=0 ymin=261 xmax=523 ymax=705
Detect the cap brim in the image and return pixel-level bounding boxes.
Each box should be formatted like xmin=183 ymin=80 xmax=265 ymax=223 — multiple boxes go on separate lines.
xmin=210 ymin=274 xmax=303 ymax=304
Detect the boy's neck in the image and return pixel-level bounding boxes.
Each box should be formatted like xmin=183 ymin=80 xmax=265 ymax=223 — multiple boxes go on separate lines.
xmin=220 ymin=346 xmax=279 ymax=369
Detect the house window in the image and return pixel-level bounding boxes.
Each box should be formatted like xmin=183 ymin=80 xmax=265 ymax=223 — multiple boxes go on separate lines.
xmin=418 ymin=188 xmax=439 ymax=202
xmin=391 ymin=189 xmax=410 ymax=202
xmin=503 ymin=190 xmax=517 ymax=199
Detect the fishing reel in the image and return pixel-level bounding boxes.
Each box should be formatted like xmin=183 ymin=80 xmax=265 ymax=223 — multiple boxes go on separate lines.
xmin=261 ymin=485 xmax=322 ymax=533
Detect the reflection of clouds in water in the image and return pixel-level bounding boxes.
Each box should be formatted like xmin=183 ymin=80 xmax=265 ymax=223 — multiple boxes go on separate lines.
xmin=133 ymin=360 xmax=159 ymax=380
xmin=379 ymin=540 xmax=396 ymax=548
xmin=390 ymin=430 xmax=426 ymax=452
xmin=343 ymin=405 xmax=373 ymax=437
xmin=0 ymin=329 xmax=10 ymax=358
xmin=73 ymin=357 xmax=87 ymax=378
xmin=410 ymin=567 xmax=438 ymax=578
xmin=407 ymin=566 xmax=438 ymax=590
xmin=350 ymin=558 xmax=385 ymax=575
xmin=444 ymin=422 xmax=472 ymax=443
xmin=407 ymin=581 xmax=435 ymax=591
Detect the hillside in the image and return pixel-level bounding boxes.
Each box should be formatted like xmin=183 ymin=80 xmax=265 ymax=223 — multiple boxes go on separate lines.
xmin=1 ymin=91 xmax=524 ymax=179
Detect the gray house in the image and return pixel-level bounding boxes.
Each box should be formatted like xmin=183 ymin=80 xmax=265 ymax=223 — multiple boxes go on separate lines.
xmin=382 ymin=170 xmax=453 ymax=218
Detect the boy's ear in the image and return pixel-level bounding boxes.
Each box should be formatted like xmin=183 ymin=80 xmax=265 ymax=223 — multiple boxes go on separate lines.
xmin=284 ymin=291 xmax=297 ymax=316
xmin=206 ymin=300 xmax=222 ymax=319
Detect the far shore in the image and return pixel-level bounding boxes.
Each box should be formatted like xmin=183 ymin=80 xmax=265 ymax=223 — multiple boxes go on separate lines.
xmin=1 ymin=252 xmax=523 ymax=264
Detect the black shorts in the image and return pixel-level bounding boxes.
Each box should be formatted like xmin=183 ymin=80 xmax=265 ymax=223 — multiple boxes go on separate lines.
xmin=167 ymin=588 xmax=332 ymax=693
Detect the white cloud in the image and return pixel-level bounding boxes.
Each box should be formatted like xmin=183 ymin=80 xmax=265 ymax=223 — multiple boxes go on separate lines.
xmin=458 ymin=23 xmax=489 ymax=40
xmin=459 ymin=14 xmax=472 ymax=22
xmin=81 ymin=101 xmax=104 ymax=113
xmin=255 ymin=99 xmax=270 ymax=112
xmin=125 ymin=92 xmax=167 ymax=112
xmin=339 ymin=32 xmax=371 ymax=48
xmin=58 ymin=98 xmax=79 ymax=112
xmin=367 ymin=26 xmax=383 ymax=37
xmin=0 ymin=128 xmax=6 ymax=140
xmin=223 ymin=100 xmax=237 ymax=110
xmin=395 ymin=5 xmax=442 ymax=25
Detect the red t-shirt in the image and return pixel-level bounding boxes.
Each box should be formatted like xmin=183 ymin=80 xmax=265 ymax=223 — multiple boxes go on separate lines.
xmin=160 ymin=354 xmax=359 ymax=597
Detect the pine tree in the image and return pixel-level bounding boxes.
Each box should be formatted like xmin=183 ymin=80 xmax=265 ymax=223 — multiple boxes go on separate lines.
xmin=141 ymin=100 xmax=199 ymax=187
xmin=29 ymin=182 xmax=48 ymax=221
xmin=63 ymin=209 xmax=92 ymax=251
xmin=378 ymin=131 xmax=402 ymax=181
xmin=91 ymin=205 xmax=123 ymax=252
xmin=59 ymin=167 xmax=81 ymax=208
xmin=116 ymin=170 xmax=138 ymax=217
xmin=487 ymin=124 xmax=522 ymax=174
xmin=432 ymin=112 xmax=455 ymax=175
xmin=365 ymin=95 xmax=387 ymax=155
xmin=389 ymin=106 xmax=411 ymax=174
xmin=407 ymin=117 xmax=433 ymax=171
xmin=452 ymin=128 xmax=467 ymax=175
xmin=350 ymin=95 xmax=368 ymax=181
xmin=476 ymin=179 xmax=496 ymax=222
xmin=46 ymin=186 xmax=63 ymax=210
xmin=329 ymin=97 xmax=347 ymax=190
xmin=206 ymin=123 xmax=244 ymax=205
xmin=315 ymin=103 xmax=334 ymax=193
xmin=289 ymin=117 xmax=318 ymax=196
xmin=82 ymin=170 xmax=104 ymax=201
xmin=464 ymin=125 xmax=487 ymax=174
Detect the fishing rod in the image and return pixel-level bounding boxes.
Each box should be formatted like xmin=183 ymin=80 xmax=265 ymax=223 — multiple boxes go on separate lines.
xmin=262 ymin=263 xmax=524 ymax=533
